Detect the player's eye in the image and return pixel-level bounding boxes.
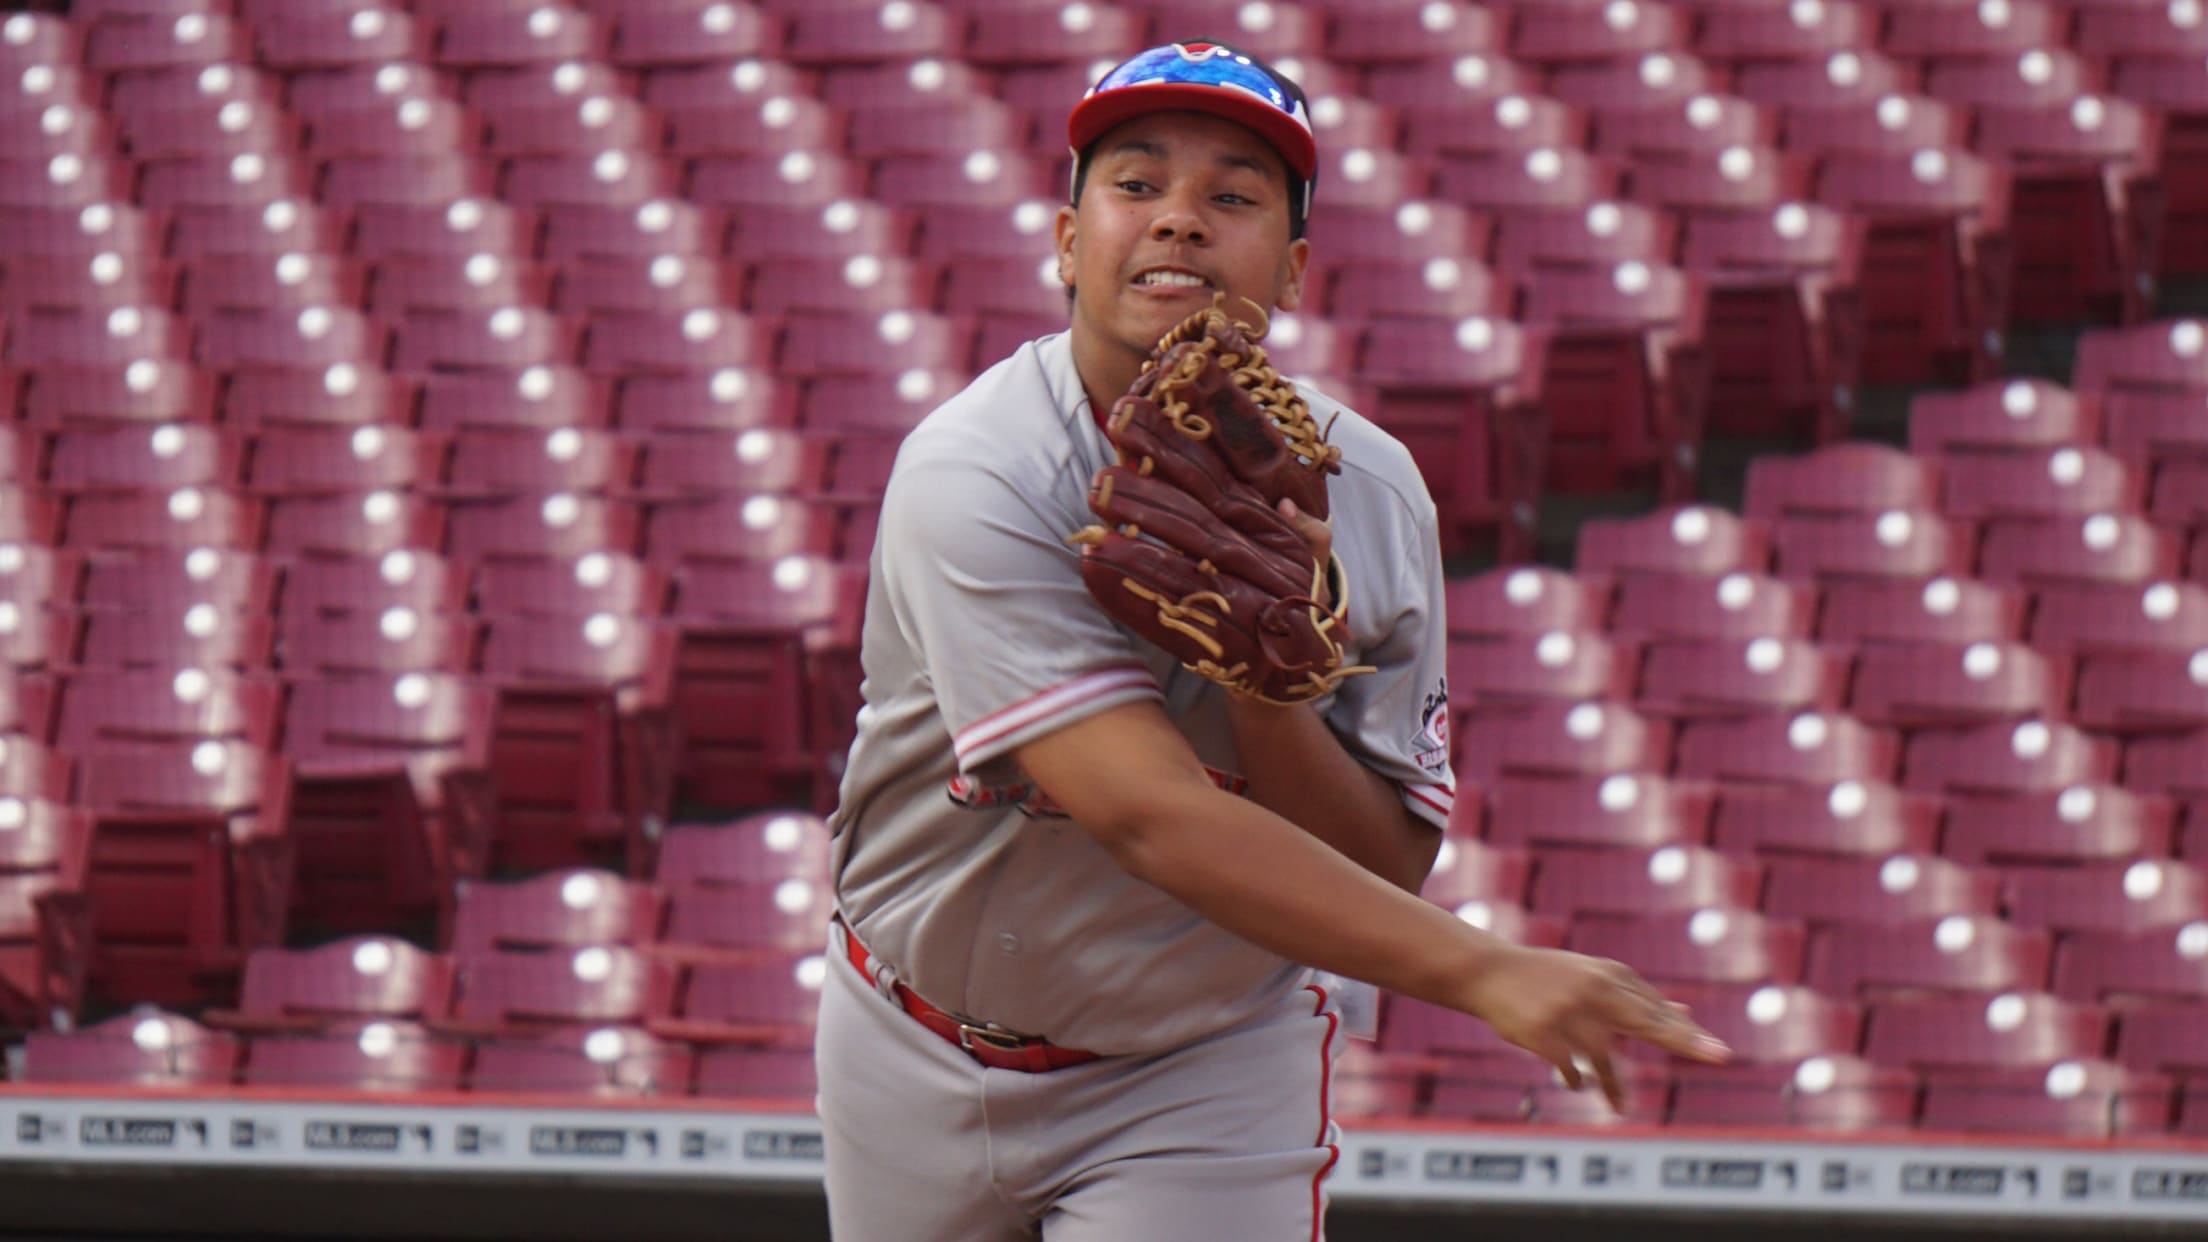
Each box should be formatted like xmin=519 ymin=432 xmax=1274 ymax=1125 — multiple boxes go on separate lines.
xmin=1115 ymin=178 xmax=1153 ymax=194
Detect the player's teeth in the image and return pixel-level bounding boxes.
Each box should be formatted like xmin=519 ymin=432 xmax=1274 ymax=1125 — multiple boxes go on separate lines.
xmin=1143 ymin=271 xmax=1206 ymax=287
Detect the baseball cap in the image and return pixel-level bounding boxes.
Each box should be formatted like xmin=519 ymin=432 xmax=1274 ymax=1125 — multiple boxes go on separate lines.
xmin=1067 ymin=40 xmax=1318 ymax=222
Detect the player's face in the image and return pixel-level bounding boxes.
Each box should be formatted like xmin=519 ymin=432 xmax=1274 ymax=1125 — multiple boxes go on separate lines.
xmin=1055 ymin=111 xmax=1309 ymax=371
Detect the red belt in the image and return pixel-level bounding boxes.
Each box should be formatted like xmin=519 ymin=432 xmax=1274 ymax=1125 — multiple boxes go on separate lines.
xmin=838 ymin=919 xmax=1101 ymax=1073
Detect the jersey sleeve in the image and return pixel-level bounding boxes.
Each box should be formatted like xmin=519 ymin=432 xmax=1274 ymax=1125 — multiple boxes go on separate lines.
xmin=1324 ymin=496 xmax=1457 ymax=832
xmin=878 ymin=453 xmax=1163 ymax=774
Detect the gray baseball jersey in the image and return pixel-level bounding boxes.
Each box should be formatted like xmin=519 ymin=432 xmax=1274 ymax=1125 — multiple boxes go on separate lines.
xmin=825 ymin=328 xmax=1456 ymax=1057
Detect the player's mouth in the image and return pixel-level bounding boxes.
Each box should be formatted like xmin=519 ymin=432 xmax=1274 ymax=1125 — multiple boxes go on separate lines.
xmin=1128 ymin=265 xmax=1215 ymax=297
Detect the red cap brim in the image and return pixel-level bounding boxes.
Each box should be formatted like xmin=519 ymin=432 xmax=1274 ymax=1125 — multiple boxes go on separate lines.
xmin=1067 ymin=83 xmax=1318 ymax=183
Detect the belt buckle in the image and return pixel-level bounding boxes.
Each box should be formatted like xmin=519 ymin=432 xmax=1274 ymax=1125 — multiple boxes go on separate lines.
xmin=957 ymin=1022 xmax=1033 ymax=1055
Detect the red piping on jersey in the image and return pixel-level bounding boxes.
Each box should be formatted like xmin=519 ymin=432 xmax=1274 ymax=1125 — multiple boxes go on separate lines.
xmin=951 ymin=663 xmax=1158 ymax=762
xmin=1404 ymin=784 xmax=1453 ymax=817
xmin=1304 ymin=983 xmax=1339 ymax=1242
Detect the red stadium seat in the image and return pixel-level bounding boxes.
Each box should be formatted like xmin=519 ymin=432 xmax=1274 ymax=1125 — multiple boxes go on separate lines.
xmin=471 ymin=554 xmax=667 ymax=623
xmin=242 ymin=1019 xmax=468 ymax=1092
xmin=1527 ymin=844 xmax=1762 ymax=917
xmin=1444 ymin=567 xmax=1615 ymax=638
xmin=1709 ymin=778 xmax=1943 ymax=858
xmin=1670 ymin=1054 xmax=1916 ymax=1129
xmin=247 ymin=425 xmax=448 ymax=495
xmin=264 ymin=492 xmax=446 ymax=559
xmin=471 ymin=1024 xmax=693 ymax=1097
xmin=1817 ymin=575 xmax=2022 ymax=645
xmin=1974 ymin=96 xmax=2164 ymax=325
xmin=1864 ymin=991 xmax=2106 ymax=1070
xmin=392 ymin=307 xmax=579 ymax=374
xmin=281 ymin=550 xmax=471 ymax=621
xmin=2056 ymin=927 xmax=2208 ymax=1007
xmin=1448 ymin=630 xmax=1635 ymax=708
xmin=1848 ymin=641 xmax=2070 ymax=730
xmin=76 ymin=738 xmax=291 ymax=1007
xmin=1771 ymin=509 xmax=1975 ymax=580
xmin=433 ymin=6 xmax=608 ymax=68
xmin=281 ymin=669 xmax=499 ymax=921
xmin=1908 ymin=379 xmax=2098 ymax=457
xmin=1939 ymin=446 xmax=2143 ymax=520
xmin=2043 ymin=575 xmax=2208 ymax=661
xmin=1575 ymin=505 xmax=1771 ymax=576
xmin=1628 ymin=145 xmax=1814 ymax=215
xmin=20 ymin=1007 xmax=241 ymax=1086
xmin=1547 ymin=52 xmax=1721 ymax=113
xmin=220 ymin=364 xmax=414 ymax=431
xmin=1734 ymin=50 xmax=1915 ymax=110
xmin=1743 ymin=443 xmax=1939 ymax=521
xmin=1945 ymin=784 xmax=2178 ymax=867
xmin=1592 ymin=95 xmax=1773 ymax=160
xmin=661 ymin=878 xmax=835 ymax=957
xmin=369 ymin=253 xmax=553 ymax=317
xmin=55 ymin=667 xmax=281 ymax=753
xmin=445 ymin=428 xmax=636 ymax=499
xmin=198 ymin=306 xmax=386 ymax=371
xmin=1919 ymin=1060 xmax=2175 ymax=1138
xmin=447 ymin=946 xmax=680 ymax=1037
xmin=2005 ymin=861 xmax=2208 ymax=936
xmin=549 ymin=254 xmax=744 ymax=316
xmin=1399 ymin=93 xmax=1589 ymax=161
xmin=1433 ymin=146 xmax=1623 ymax=214
xmin=1485 ymin=772 xmax=1712 ymax=851
xmin=279 ymin=607 xmax=482 ymax=675
xmin=656 ymin=952 xmax=825 ymax=1045
xmin=1634 ymin=636 xmax=1848 ymax=719
xmin=1779 ymin=94 xmax=1971 ymax=158
xmin=477 ymin=614 xmax=679 ymax=872
xmin=1326 ymin=0 xmax=1503 ymax=64
xmin=6 ymin=306 xmax=191 ymax=369
xmin=1763 ymin=853 xmax=2000 ymax=926
xmin=1812 ymin=147 xmax=2012 ymax=385
xmin=2076 ymin=650 xmax=2208 ymax=733
xmin=2127 ymin=728 xmax=2208 ymax=800
xmin=655 ymin=811 xmax=836 ymax=891
xmin=783 ymin=1 xmax=960 ymax=64
xmin=450 ymin=869 xmax=667 ymax=956
xmin=1609 ymin=571 xmax=1815 ymax=640
xmin=615 ymin=368 xmax=795 ymax=433
xmin=1488 ymin=200 xmax=1670 ymax=279
xmin=1978 ymin=513 xmax=2183 ymax=588
xmin=2115 ymin=1002 xmax=2208 ymax=1078
xmin=47 ymin=422 xmax=239 ymax=494
xmin=608 ymin=3 xmax=776 ymax=67
xmin=1453 ymin=699 xmax=1676 ymax=784
xmin=1808 ymin=915 xmax=2052 ymax=998
xmin=254 ymin=9 xmax=432 ymax=71
xmin=353 ymin=199 xmax=536 ymax=262
xmin=212 ymin=937 xmax=455 ymax=1034
xmin=1674 ymin=710 xmax=1900 ymax=785
xmin=1903 ymin=718 xmax=2115 ymax=795
xmin=1567 ymin=908 xmax=1806 ymax=987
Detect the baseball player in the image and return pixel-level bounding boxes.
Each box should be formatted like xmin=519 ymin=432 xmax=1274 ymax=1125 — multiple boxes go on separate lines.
xmin=815 ymin=40 xmax=1729 ymax=1240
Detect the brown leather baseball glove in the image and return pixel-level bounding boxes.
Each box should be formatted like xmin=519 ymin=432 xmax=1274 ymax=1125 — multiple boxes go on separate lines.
xmin=1070 ymin=297 xmax=1373 ymax=704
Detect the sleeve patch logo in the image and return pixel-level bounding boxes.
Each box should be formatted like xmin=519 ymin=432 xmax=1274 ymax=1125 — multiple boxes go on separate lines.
xmin=1413 ymin=679 xmax=1450 ymax=776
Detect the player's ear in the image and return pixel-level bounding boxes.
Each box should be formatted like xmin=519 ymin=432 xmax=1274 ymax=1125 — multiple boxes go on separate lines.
xmin=1054 ymin=203 xmax=1079 ymax=288
xmin=1275 ymin=236 xmax=1310 ymax=313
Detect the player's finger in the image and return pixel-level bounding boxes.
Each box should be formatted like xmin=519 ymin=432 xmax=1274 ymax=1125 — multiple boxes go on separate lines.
xmin=1532 ymin=1039 xmax=1582 ymax=1091
xmin=1597 ymin=972 xmax=1731 ymax=1064
xmin=1573 ymin=1033 xmax=1624 ymax=1113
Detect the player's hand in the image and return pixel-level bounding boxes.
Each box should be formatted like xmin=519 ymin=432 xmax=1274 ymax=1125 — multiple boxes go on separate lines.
xmin=1277 ymin=498 xmax=1334 ymax=610
xmin=1458 ymin=943 xmax=1731 ymax=1112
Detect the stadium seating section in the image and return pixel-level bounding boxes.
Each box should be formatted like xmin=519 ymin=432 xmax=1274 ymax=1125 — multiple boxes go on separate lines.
xmin=1 ymin=0 xmax=2207 ymax=1142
